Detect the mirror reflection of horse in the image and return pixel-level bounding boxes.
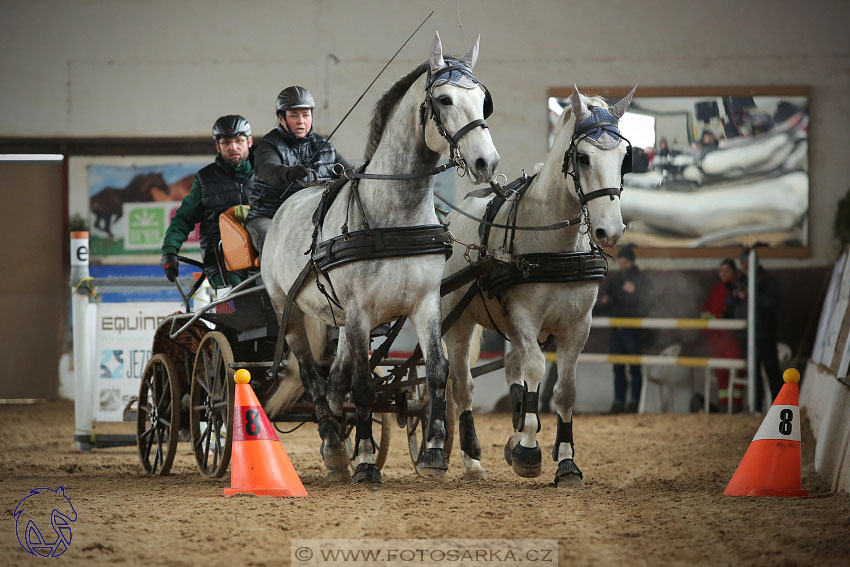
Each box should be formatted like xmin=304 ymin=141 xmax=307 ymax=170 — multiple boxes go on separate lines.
xmin=262 ymin=32 xmax=500 ymax=487
xmin=89 ymin=172 xmax=168 ymax=237
xmin=441 ymin=86 xmax=634 ymax=486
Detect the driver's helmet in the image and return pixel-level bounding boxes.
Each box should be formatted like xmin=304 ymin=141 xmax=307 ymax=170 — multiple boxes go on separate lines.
xmin=212 ymin=115 xmax=251 ymax=140
xmin=276 ymin=86 xmax=315 ymax=114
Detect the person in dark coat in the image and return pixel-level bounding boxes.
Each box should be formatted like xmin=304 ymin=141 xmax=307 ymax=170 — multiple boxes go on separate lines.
xmin=597 ymin=244 xmax=652 ymax=413
xmin=726 ymin=247 xmax=782 ymax=411
xmin=245 ymin=86 xmax=349 ymax=253
xmin=160 ymin=114 xmax=256 ymax=287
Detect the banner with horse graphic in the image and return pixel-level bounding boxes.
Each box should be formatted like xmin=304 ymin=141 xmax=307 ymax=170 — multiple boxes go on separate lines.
xmin=87 ymin=162 xmax=206 ymax=257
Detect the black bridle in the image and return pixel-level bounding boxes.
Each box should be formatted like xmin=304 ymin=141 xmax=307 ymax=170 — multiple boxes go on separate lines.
xmin=419 ymin=61 xmax=492 ymax=172
xmin=561 ymin=107 xmax=633 ymax=206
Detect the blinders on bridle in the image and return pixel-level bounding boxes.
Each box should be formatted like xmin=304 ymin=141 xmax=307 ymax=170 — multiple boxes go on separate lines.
xmin=419 ymin=60 xmax=492 ymax=162
xmin=561 ymin=106 xmax=632 ymax=206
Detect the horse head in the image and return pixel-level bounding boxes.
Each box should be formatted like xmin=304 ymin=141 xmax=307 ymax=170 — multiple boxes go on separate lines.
xmin=422 ymin=31 xmax=500 ymax=184
xmin=557 ymin=85 xmax=635 ymax=247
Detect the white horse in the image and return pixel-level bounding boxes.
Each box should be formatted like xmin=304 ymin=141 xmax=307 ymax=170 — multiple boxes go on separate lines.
xmin=261 ymin=32 xmax=500 ymax=486
xmin=442 ymin=86 xmax=634 ymax=486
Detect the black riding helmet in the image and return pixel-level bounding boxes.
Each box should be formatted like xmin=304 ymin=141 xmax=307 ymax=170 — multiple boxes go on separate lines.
xmin=276 ymin=86 xmax=315 ymax=115
xmin=212 ymin=114 xmax=251 ymax=139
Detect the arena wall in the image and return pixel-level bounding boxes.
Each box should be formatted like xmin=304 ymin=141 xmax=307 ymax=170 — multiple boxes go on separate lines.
xmin=800 ymin=362 xmax=850 ymax=494
xmin=1 ymin=0 xmax=848 ymax=267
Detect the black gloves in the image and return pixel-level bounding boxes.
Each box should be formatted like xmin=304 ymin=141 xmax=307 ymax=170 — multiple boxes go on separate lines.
xmin=160 ymin=253 xmax=179 ymax=282
xmin=284 ymin=164 xmax=311 ymax=183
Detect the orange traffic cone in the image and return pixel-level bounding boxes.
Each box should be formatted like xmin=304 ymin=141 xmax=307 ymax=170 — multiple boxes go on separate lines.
xmin=724 ymin=368 xmax=808 ymax=497
xmin=224 ymin=369 xmax=308 ymax=497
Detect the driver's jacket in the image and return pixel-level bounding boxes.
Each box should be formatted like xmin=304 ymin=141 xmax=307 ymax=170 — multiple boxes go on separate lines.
xmin=246 ymin=125 xmax=346 ymax=223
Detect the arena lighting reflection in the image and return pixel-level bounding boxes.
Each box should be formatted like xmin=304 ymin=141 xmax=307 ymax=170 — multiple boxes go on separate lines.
xmin=0 ymin=154 xmax=64 ymax=161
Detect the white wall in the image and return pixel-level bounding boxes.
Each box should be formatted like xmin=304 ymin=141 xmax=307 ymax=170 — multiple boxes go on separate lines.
xmin=2 ymin=0 xmax=848 ymax=267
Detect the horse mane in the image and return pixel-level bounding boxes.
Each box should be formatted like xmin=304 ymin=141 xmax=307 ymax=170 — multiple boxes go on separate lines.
xmin=364 ymin=61 xmax=430 ymax=161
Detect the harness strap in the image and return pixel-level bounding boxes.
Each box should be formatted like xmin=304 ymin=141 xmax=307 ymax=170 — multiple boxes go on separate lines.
xmin=451 ymin=118 xmax=488 ymax=145
xmin=312 ymin=225 xmax=452 ymax=272
xmin=581 ymin=186 xmax=622 ymax=202
xmin=480 ymin=251 xmax=608 ymax=298
xmin=340 ymin=160 xmax=457 ymax=181
xmin=267 ymin=258 xmax=315 ymax=381
xmin=434 ymin=186 xmax=583 ymax=232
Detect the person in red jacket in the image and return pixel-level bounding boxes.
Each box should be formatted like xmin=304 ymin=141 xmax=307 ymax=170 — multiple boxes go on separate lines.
xmin=701 ymin=258 xmax=743 ymax=412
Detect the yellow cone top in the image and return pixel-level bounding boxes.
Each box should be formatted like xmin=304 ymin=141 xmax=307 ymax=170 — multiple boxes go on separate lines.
xmin=783 ymin=368 xmax=800 ymax=384
xmin=234 ymin=369 xmax=251 ymax=384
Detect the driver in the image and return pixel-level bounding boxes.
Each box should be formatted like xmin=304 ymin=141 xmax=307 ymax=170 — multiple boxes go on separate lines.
xmin=245 ymin=86 xmax=350 ymax=253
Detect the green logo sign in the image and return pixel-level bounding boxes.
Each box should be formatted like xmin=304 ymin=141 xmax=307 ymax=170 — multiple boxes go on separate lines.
xmin=127 ymin=207 xmax=165 ymax=247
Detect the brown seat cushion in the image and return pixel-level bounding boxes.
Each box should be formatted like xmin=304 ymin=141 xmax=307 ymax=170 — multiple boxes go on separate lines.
xmin=219 ymin=206 xmax=259 ymax=271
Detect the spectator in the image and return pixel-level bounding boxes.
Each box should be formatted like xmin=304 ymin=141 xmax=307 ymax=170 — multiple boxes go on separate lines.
xmin=698 ymin=129 xmax=719 ymax=151
xmin=597 ymin=244 xmax=652 ymax=413
xmin=727 ymin=247 xmax=782 ymax=411
xmin=701 ymin=259 xmax=744 ymax=412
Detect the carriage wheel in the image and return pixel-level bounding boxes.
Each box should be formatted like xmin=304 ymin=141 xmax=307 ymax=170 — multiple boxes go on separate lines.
xmin=189 ymin=331 xmax=235 ymax=478
xmin=405 ymin=366 xmax=456 ymax=474
xmin=136 ymin=354 xmax=181 ymax=476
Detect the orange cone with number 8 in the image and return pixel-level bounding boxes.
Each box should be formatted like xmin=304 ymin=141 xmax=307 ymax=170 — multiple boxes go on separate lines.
xmin=224 ymin=369 xmax=308 ymax=497
xmin=724 ymin=368 xmax=808 ymax=497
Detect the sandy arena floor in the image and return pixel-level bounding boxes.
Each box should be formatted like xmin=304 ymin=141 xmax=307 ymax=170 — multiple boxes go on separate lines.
xmin=1 ymin=401 xmax=848 ymax=566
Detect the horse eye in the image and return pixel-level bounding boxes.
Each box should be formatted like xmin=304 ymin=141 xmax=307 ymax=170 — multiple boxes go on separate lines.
xmin=438 ymin=96 xmax=453 ymax=106
xmin=578 ymin=154 xmax=591 ymax=165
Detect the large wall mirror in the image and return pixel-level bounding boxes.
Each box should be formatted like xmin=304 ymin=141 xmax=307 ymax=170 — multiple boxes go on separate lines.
xmin=548 ymin=87 xmax=810 ymax=257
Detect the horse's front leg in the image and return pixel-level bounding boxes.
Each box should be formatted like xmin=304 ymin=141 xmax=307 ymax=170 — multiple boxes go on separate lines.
xmin=410 ymin=291 xmax=450 ymax=480
xmin=287 ymin=309 xmax=348 ymax=477
xmin=551 ymin=317 xmax=591 ymax=487
xmin=346 ymin=311 xmax=382 ymax=488
xmin=503 ymin=307 xmax=546 ymax=478
xmin=444 ymin=314 xmax=486 ymax=480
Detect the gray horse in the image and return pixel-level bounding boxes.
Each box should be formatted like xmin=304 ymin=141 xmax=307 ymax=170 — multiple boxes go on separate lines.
xmin=442 ymin=86 xmax=633 ymax=487
xmin=261 ymin=32 xmax=500 ymax=486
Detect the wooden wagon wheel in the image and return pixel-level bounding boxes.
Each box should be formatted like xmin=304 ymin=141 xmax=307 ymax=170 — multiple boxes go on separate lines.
xmin=405 ymin=365 xmax=456 ymax=476
xmin=136 ymin=354 xmax=181 ymax=476
xmin=343 ymin=368 xmax=391 ymax=471
xmin=189 ymin=331 xmax=235 ymax=478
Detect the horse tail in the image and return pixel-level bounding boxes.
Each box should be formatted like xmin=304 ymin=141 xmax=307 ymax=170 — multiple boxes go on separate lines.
xmin=262 ymin=314 xmax=329 ymax=418
xmin=304 ymin=314 xmax=328 ymax=362
xmin=263 ymin=352 xmax=303 ymax=418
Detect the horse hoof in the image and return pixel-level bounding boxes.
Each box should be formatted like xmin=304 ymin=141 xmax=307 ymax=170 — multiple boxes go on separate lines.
xmin=416 ymin=448 xmax=448 ymax=481
xmin=353 ymin=463 xmax=381 ymax=488
xmin=321 ymin=432 xmax=350 ymax=471
xmin=554 ymin=459 xmax=584 ymax=488
xmin=326 ymin=469 xmax=351 ymax=483
xmin=462 ymin=455 xmax=487 ymax=481
xmin=504 ymin=437 xmax=542 ymax=478
xmin=462 ymin=468 xmax=487 ymax=481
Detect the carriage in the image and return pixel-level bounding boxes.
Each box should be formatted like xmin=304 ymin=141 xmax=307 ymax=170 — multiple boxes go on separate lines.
xmin=132 ymin=248 xmax=452 ymax=478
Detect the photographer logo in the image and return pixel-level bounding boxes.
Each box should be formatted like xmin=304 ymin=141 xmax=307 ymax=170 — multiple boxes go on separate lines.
xmin=13 ymin=486 xmax=77 ymax=558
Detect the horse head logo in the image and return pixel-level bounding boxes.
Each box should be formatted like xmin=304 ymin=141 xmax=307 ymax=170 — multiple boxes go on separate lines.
xmin=13 ymin=486 xmax=78 ymax=558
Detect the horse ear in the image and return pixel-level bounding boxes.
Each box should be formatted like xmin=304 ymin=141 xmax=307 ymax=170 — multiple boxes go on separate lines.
xmin=429 ymin=31 xmax=446 ymax=74
xmin=610 ymin=85 xmax=638 ymax=119
xmin=460 ymin=34 xmax=480 ymax=69
xmin=570 ymin=85 xmax=591 ymax=122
